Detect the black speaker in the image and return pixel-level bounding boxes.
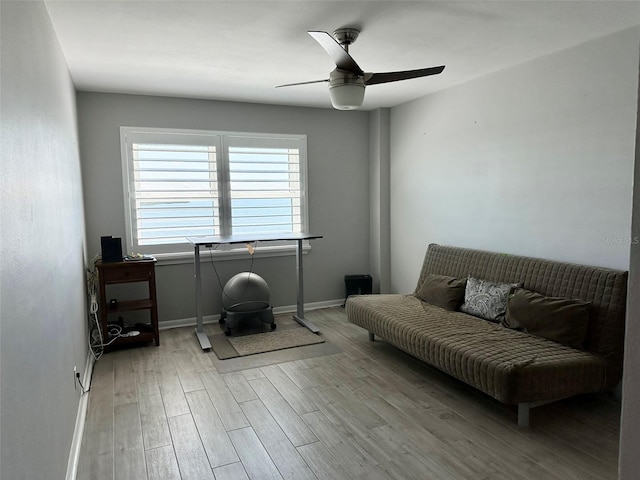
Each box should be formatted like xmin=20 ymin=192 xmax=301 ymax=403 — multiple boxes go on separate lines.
xmin=101 ymin=236 xmax=123 ymax=263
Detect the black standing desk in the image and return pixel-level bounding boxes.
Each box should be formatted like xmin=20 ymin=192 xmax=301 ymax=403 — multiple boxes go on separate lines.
xmin=187 ymin=233 xmax=323 ymax=350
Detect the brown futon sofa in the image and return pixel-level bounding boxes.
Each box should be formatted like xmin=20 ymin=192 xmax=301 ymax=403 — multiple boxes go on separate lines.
xmin=346 ymin=244 xmax=627 ymax=426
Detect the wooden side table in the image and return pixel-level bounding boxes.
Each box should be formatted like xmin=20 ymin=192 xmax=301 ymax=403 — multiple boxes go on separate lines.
xmin=95 ymin=259 xmax=159 ymax=352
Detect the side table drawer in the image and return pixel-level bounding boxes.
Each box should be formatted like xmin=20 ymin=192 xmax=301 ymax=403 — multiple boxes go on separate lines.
xmin=100 ymin=262 xmax=152 ymax=283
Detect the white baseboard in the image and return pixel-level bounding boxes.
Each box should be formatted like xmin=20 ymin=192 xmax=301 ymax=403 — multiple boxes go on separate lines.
xmin=65 ymin=351 xmax=96 ymax=480
xmin=159 ymin=299 xmax=344 ymax=330
xmin=159 ymin=313 xmax=221 ymax=330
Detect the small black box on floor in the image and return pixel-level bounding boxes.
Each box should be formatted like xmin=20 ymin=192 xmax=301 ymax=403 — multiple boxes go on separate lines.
xmin=344 ymin=274 xmax=373 ymax=302
xmin=101 ymin=236 xmax=123 ymax=263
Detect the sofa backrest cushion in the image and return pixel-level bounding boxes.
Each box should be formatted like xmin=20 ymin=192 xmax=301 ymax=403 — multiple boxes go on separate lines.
xmin=415 ymin=244 xmax=628 ymax=387
xmin=502 ymin=287 xmax=591 ymax=349
xmin=416 ymin=274 xmax=467 ymax=311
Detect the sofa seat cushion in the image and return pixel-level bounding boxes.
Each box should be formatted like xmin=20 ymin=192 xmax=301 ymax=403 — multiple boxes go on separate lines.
xmin=346 ymin=294 xmax=607 ymax=404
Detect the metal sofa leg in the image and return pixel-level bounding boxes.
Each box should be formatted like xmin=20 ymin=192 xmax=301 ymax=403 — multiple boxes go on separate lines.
xmin=518 ymin=403 xmax=530 ymax=427
xmin=368 ymin=331 xmax=375 ymax=341
xmin=517 ymin=398 xmax=564 ymax=427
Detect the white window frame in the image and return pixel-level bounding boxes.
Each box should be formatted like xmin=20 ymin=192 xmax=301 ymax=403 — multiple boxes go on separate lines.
xmin=120 ymin=126 xmax=310 ymax=262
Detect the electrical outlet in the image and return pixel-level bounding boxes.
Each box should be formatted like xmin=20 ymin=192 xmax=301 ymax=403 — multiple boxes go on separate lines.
xmin=73 ymin=366 xmax=78 ymax=390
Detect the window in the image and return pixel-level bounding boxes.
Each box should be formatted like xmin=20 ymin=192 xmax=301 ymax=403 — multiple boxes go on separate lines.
xmin=120 ymin=127 xmax=308 ymax=257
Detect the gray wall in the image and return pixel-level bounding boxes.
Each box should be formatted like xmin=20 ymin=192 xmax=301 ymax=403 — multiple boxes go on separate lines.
xmin=0 ymin=2 xmax=88 ymax=479
xmin=389 ymin=27 xmax=639 ymax=294
xmin=619 ymin=46 xmax=640 ymax=480
xmin=76 ymin=92 xmax=370 ymax=323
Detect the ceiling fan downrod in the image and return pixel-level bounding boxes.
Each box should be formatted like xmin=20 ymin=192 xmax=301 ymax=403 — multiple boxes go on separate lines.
xmin=333 ymin=28 xmax=360 ymax=53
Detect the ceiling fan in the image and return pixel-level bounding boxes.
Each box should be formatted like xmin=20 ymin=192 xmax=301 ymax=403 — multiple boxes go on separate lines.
xmin=277 ymin=28 xmax=445 ymax=110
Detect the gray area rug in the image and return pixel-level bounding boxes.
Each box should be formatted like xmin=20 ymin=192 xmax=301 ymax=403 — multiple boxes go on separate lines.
xmin=209 ymin=319 xmax=325 ymax=360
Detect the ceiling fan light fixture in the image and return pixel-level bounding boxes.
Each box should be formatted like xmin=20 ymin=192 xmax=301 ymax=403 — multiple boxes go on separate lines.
xmin=329 ymin=83 xmax=365 ymax=110
xmin=328 ymin=69 xmax=365 ymax=110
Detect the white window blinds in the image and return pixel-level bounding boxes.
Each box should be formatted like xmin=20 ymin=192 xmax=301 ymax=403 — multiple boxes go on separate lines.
xmin=226 ymin=136 xmax=302 ymax=235
xmin=121 ymin=128 xmax=308 ymax=255
xmin=132 ymin=142 xmax=220 ymax=245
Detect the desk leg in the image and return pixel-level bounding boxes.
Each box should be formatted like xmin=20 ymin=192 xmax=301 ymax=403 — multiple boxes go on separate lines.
xmin=292 ymin=238 xmax=320 ymax=333
xmin=193 ymin=245 xmax=212 ymax=350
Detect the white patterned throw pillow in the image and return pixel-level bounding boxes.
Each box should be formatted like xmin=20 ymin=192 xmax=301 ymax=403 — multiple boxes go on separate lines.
xmin=460 ymin=276 xmax=521 ymax=322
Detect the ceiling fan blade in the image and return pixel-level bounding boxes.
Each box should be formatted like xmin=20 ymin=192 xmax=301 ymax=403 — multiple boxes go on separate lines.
xmin=308 ymin=31 xmax=364 ymax=75
xmin=276 ymin=79 xmax=329 ymax=88
xmin=365 ymin=66 xmax=445 ymax=85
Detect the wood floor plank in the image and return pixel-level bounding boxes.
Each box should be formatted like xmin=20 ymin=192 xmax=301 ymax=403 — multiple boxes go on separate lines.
xmin=295 ymin=356 xmax=323 ymax=370
xmin=114 ymin=403 xmax=147 ymax=480
xmin=223 ymin=371 xmax=259 ymax=403
xmin=76 ymin=429 xmax=114 ymax=480
xmin=311 ymin=395 xmax=392 ymax=464
xmin=178 ymin=369 xmax=205 ymax=393
xmin=296 ymin=440 xmax=354 ymax=480
xmin=240 ymin=367 xmax=265 ymax=381
xmin=314 ymin=354 xmax=360 ymax=385
xmin=83 ymin=356 xmax=115 ymax=433
xmin=356 ymin=393 xmax=475 ymax=478
xmin=213 ymin=462 xmax=250 ymax=480
xmin=240 ymin=399 xmax=317 ymax=480
xmin=77 ymin=358 xmax=115 ymax=480
xmin=331 ymin=352 xmax=371 ymax=378
xmin=138 ymin=380 xmax=172 ymax=450
xmin=228 ymin=427 xmax=284 ymax=480
xmin=132 ymin=347 xmax=159 ymax=384
xmin=259 ymin=364 xmax=318 ymax=414
xmin=158 ymin=368 xmax=190 ymax=418
xmin=115 ymin=449 xmax=148 ymax=480
xmin=306 ymin=386 xmax=406 ymax=476
xmin=300 ymin=410 xmax=389 ymax=480
xmin=309 ymin=383 xmax=387 ymax=430
xmin=199 ymin=368 xmax=227 ymax=390
xmin=278 ymin=360 xmax=322 ymax=390
xmin=534 ymin=401 xmax=619 ymax=459
xmin=172 ymin=349 xmax=198 ymax=375
xmin=248 ymin=376 xmax=318 ymax=447
xmin=173 ymin=349 xmax=206 ymax=392
xmin=369 ymin=423 xmax=460 ymax=480
xmin=145 ymin=445 xmax=181 ymax=480
xmin=168 ymin=413 xmax=215 ymax=480
xmin=114 ymin=403 xmax=144 ymax=451
xmin=183 ymin=336 xmax=217 ymax=372
xmin=200 ymin=370 xmax=250 ymax=431
xmin=185 ymin=389 xmax=239 ymax=468
xmin=113 ymin=353 xmax=139 ymax=406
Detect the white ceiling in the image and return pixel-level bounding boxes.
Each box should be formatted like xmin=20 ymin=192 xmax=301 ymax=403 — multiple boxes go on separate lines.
xmin=44 ymin=0 xmax=640 ymax=110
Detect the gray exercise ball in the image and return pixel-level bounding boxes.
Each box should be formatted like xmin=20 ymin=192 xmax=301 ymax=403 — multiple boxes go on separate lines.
xmin=222 ymin=272 xmax=271 ymax=312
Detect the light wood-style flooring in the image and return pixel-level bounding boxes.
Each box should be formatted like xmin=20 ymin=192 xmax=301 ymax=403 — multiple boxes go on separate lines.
xmin=77 ymin=307 xmax=620 ymax=480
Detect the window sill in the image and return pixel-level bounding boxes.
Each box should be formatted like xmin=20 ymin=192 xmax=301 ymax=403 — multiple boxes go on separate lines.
xmin=153 ymin=242 xmax=311 ymax=266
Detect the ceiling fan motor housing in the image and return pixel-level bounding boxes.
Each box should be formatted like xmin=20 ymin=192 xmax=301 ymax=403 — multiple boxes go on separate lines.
xmin=329 ymin=68 xmax=365 ymax=87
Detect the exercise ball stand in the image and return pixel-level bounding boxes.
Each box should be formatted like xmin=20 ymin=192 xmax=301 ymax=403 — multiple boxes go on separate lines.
xmin=219 ymin=272 xmax=275 ymax=336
